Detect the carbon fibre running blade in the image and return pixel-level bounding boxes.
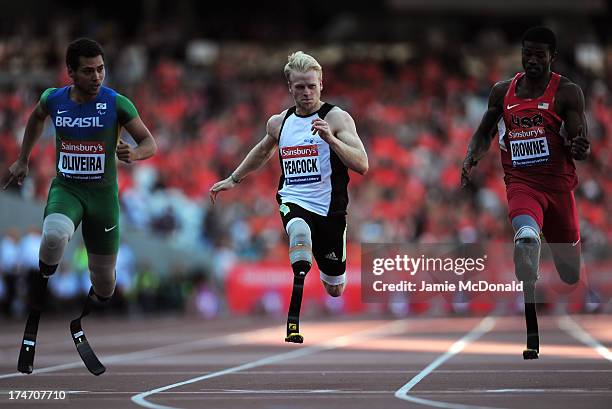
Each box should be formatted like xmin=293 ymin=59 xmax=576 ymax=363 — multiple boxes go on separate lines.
xmin=527 ymin=332 xmax=540 ymax=352
xmin=70 ymin=318 xmax=105 ymax=376
xmin=286 ymin=275 xmax=305 ymax=342
xmin=523 ymin=285 xmax=540 ymax=360
xmin=17 ymin=311 xmax=41 ymax=374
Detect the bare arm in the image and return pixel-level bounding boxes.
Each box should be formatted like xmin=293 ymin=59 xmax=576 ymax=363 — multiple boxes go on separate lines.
xmin=460 ymin=81 xmax=508 ymax=188
xmin=2 ymin=102 xmax=48 ymax=189
xmin=312 ymin=109 xmax=368 ymax=175
xmin=557 ymin=81 xmax=589 ymax=160
xmin=209 ymin=114 xmax=282 ymax=204
xmin=18 ymin=102 xmax=48 ymax=162
xmin=231 ymin=119 xmax=280 ymax=181
xmin=117 ymin=116 xmax=157 ymax=163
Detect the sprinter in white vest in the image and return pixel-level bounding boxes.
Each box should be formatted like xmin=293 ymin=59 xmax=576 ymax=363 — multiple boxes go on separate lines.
xmin=210 ymin=51 xmax=368 ymax=343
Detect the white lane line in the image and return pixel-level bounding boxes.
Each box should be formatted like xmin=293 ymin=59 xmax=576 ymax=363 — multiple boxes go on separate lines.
xmin=558 ymin=315 xmax=612 ymax=362
xmin=394 ymin=316 xmax=500 ymax=409
xmin=131 ymin=320 xmax=408 ymax=409
xmin=0 ymin=325 xmax=281 ymax=380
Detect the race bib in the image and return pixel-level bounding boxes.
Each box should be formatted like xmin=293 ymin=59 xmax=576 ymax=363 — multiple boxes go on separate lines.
xmin=508 ymin=128 xmax=550 ymax=167
xmin=58 ymin=141 xmax=105 ymax=180
xmin=281 ymin=144 xmax=321 ymax=185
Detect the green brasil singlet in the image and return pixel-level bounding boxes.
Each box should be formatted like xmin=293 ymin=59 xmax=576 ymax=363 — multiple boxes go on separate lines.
xmin=41 ymin=85 xmax=138 ymax=254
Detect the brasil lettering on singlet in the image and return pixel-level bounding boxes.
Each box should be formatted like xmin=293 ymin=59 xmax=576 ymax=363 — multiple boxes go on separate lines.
xmin=281 ymin=144 xmax=321 ymax=185
xmin=508 ymin=127 xmax=550 ymax=167
xmin=57 ymin=141 xmax=105 ymax=180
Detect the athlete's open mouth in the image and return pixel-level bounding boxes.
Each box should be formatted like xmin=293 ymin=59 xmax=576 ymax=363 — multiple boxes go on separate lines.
xmin=526 ymin=66 xmax=541 ymax=74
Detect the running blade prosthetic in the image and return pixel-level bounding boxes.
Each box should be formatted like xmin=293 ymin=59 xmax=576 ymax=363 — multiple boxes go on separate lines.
xmin=71 ymin=287 xmax=106 ymax=375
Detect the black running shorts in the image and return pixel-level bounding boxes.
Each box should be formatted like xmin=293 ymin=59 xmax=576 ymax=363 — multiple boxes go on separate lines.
xmin=279 ymin=202 xmax=347 ymax=277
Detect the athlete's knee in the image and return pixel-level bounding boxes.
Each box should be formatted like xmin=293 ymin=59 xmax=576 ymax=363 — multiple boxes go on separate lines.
xmin=559 ymin=270 xmax=580 ymax=285
xmin=323 ymin=282 xmax=345 ymax=297
xmin=555 ymin=253 xmax=581 ymax=285
xmin=41 ymin=213 xmax=74 ymax=248
xmin=39 ymin=213 xmax=75 ymax=267
xmin=549 ymin=242 xmax=581 ymax=286
xmin=514 ymin=225 xmax=541 ymax=246
xmin=320 ymin=271 xmax=346 ymax=297
xmin=513 ymin=225 xmax=541 ymax=282
xmin=287 ymin=218 xmax=312 ymax=277
xmin=88 ymin=253 xmax=117 ymax=299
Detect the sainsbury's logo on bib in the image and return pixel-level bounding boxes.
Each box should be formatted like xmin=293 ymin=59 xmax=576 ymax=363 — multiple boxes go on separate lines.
xmin=281 ymin=145 xmax=318 ymax=158
xmin=508 ymin=127 xmax=545 ymax=139
xmin=60 ymin=141 xmax=104 ymax=153
xmin=281 ymin=144 xmax=321 ymax=185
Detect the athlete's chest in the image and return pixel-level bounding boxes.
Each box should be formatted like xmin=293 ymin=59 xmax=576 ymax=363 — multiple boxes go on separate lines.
xmin=506 ymin=76 xmax=563 ymax=121
xmin=514 ymin=80 xmax=548 ymax=100
xmin=281 ymin=116 xmax=330 ymax=147
xmin=282 ymin=116 xmax=318 ymax=139
xmin=51 ymin=99 xmax=117 ymax=135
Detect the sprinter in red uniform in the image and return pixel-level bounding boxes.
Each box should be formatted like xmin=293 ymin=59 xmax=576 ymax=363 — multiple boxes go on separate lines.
xmin=461 ymin=27 xmax=590 ymax=359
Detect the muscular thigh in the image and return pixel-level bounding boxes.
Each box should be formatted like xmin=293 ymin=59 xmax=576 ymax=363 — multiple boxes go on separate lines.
xmin=542 ymin=191 xmax=580 ymax=244
xmin=81 ymin=187 xmax=120 ymax=255
xmin=44 ymin=178 xmax=84 ymax=227
xmin=542 ymin=191 xmax=581 ymax=283
xmin=279 ymin=202 xmax=315 ymax=233
xmin=506 ymin=183 xmax=546 ymax=229
xmin=312 ymin=213 xmax=347 ymax=277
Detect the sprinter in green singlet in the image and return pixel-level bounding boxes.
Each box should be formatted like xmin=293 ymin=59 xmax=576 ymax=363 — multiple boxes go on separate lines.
xmin=2 ymin=38 xmax=157 ymax=303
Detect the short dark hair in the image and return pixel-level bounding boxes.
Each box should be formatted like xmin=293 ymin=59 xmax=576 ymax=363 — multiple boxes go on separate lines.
xmin=521 ymin=26 xmax=556 ymax=55
xmin=66 ymin=38 xmax=104 ymax=71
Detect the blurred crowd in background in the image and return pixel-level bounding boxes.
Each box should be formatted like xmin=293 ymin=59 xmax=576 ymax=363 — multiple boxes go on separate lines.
xmin=1 ymin=3 xmax=611 ymax=317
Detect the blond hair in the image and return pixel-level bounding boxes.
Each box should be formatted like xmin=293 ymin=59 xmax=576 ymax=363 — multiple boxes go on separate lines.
xmin=284 ymin=51 xmax=322 ymax=82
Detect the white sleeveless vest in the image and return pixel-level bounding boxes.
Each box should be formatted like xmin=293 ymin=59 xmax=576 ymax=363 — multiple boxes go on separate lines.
xmin=276 ymin=103 xmax=349 ymax=216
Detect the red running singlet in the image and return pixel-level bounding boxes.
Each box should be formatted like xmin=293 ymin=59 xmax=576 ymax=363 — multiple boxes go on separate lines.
xmin=498 ymin=72 xmax=577 ymax=192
